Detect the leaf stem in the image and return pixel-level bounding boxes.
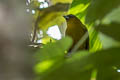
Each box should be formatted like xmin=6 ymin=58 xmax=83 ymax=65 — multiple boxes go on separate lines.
xmin=68 ymin=32 xmax=89 ymax=56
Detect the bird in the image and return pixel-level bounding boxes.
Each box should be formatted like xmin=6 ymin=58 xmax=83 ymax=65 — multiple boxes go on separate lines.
xmin=63 ymin=14 xmax=89 ymax=52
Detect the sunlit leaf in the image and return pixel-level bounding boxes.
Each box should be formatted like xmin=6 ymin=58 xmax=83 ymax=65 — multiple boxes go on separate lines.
xmin=89 ymin=28 xmax=102 ymax=52
xmin=69 ymin=3 xmax=89 ymax=16
xmin=51 ymin=0 xmax=73 ymax=4
xmin=34 ymin=37 xmax=72 ymax=75
xmin=34 ymin=60 xmax=55 ymax=74
xmin=68 ymin=0 xmax=90 ymax=23
xmin=37 ymin=3 xmax=70 ymax=30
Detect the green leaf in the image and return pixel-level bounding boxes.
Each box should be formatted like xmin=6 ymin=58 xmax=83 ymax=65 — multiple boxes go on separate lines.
xmin=68 ymin=0 xmax=90 ymax=23
xmin=89 ymin=28 xmax=102 ymax=52
xmin=41 ymin=68 xmax=92 ymax=80
xmin=70 ymin=0 xmax=90 ymax=8
xmin=66 ymin=51 xmax=92 ymax=71
xmin=51 ymin=0 xmax=73 ymax=4
xmin=86 ymin=0 xmax=120 ymax=24
xmin=68 ymin=47 xmax=120 ymax=70
xmin=69 ymin=1 xmax=89 ymax=15
xmin=35 ymin=3 xmax=70 ymax=30
xmin=102 ymin=6 xmax=120 ymax=24
xmin=67 ymin=47 xmax=120 ymax=70
xmin=91 ymin=47 xmax=120 ymax=67
xmin=35 ymin=37 xmax=72 ymax=62
xmin=98 ymin=33 xmax=120 ymax=49
xmin=96 ymin=67 xmax=120 ymax=80
xmin=96 ymin=23 xmax=120 ymax=41
xmin=40 ymin=51 xmax=92 ymax=80
xmin=34 ymin=37 xmax=72 ymax=75
xmin=34 ymin=46 xmax=120 ymax=79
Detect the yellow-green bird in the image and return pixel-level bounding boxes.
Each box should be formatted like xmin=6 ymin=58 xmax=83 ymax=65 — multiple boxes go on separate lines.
xmin=63 ymin=14 xmax=89 ymax=52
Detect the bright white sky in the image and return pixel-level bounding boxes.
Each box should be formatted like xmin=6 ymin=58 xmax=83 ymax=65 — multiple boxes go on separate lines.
xmin=47 ymin=25 xmax=62 ymax=40
xmin=38 ymin=0 xmax=48 ymax=8
xmin=37 ymin=25 xmax=62 ymax=43
xmin=27 ymin=0 xmax=48 ymax=14
xmin=38 ymin=0 xmax=45 ymax=2
xmin=117 ymin=69 xmax=120 ymax=72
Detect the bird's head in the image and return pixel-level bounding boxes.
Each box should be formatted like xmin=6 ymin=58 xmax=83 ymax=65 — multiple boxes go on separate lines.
xmin=63 ymin=14 xmax=75 ymax=20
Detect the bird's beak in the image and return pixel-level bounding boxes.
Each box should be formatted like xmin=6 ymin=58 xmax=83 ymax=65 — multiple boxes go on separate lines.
xmin=63 ymin=15 xmax=69 ymax=20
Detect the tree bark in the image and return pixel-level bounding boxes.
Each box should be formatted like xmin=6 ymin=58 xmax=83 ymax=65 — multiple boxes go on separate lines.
xmin=0 ymin=1 xmax=33 ymax=80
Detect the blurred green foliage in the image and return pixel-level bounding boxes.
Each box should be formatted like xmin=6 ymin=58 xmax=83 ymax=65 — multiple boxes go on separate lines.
xmin=29 ymin=0 xmax=120 ymax=80
xmin=86 ymin=0 xmax=120 ymax=24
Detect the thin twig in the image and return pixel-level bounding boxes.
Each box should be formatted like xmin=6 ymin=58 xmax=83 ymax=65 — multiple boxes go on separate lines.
xmin=32 ymin=15 xmax=40 ymax=43
xmin=67 ymin=32 xmax=89 ymax=56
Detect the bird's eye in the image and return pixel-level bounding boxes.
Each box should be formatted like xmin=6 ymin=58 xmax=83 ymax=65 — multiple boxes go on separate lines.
xmin=68 ymin=14 xmax=74 ymax=18
xmin=63 ymin=14 xmax=75 ymax=20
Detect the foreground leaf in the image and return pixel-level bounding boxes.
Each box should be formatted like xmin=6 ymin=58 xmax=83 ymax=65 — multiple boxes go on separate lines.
xmin=96 ymin=23 xmax=120 ymax=41
xmin=86 ymin=0 xmax=120 ymax=24
xmin=35 ymin=37 xmax=72 ymax=62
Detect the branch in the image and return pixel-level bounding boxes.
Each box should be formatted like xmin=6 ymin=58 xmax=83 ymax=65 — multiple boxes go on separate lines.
xmin=67 ymin=32 xmax=89 ymax=56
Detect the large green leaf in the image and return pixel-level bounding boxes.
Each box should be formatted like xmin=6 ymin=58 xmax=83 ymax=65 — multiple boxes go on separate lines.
xmin=51 ymin=0 xmax=73 ymax=5
xmin=41 ymin=68 xmax=92 ymax=80
xmin=39 ymin=51 xmax=92 ymax=80
xmin=91 ymin=47 xmax=120 ymax=67
xmin=86 ymin=0 xmax=120 ymax=24
xmin=67 ymin=47 xmax=120 ymax=72
xmin=68 ymin=0 xmax=90 ymax=23
xmin=35 ymin=37 xmax=72 ymax=62
xmin=102 ymin=6 xmax=120 ymax=24
xmin=67 ymin=47 xmax=120 ymax=69
xmin=96 ymin=23 xmax=120 ymax=41
xmin=70 ymin=0 xmax=90 ymax=8
xmin=36 ymin=3 xmax=70 ymax=30
xmin=34 ymin=37 xmax=72 ymax=75
xmin=96 ymin=67 xmax=120 ymax=80
xmin=35 ymin=47 xmax=120 ymax=80
xmin=98 ymin=33 xmax=120 ymax=49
